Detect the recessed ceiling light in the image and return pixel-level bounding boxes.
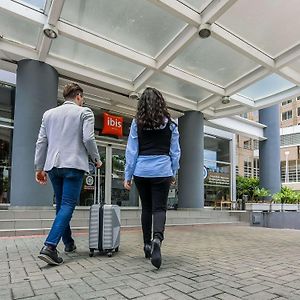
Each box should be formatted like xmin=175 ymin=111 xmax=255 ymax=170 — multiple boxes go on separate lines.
xmin=43 ymin=24 xmax=58 ymax=39
xmin=198 ymin=23 xmax=211 ymax=39
xmin=221 ymin=96 xmax=230 ymax=104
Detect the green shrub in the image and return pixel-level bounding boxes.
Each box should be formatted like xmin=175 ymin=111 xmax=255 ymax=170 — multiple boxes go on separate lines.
xmin=253 ymin=187 xmax=271 ymax=202
xmin=272 ymin=186 xmax=299 ymax=204
xmin=236 ymin=176 xmax=259 ymax=201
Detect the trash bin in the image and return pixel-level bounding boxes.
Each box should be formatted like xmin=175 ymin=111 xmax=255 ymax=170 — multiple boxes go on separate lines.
xmin=242 ymin=194 xmax=248 ymax=210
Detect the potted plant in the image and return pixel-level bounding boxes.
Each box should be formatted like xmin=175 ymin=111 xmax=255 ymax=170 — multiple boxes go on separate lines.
xmin=272 ymin=186 xmax=298 ymax=211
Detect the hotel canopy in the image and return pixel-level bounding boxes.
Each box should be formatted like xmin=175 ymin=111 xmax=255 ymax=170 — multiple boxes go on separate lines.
xmin=0 ymin=0 xmax=300 ymax=138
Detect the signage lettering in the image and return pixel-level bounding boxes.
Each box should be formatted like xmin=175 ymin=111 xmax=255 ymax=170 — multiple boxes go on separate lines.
xmin=102 ymin=112 xmax=123 ymax=137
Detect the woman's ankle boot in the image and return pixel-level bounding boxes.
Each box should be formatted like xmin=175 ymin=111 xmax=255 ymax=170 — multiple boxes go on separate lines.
xmin=151 ymin=238 xmax=161 ymax=269
xmin=144 ymin=244 xmax=151 ymax=259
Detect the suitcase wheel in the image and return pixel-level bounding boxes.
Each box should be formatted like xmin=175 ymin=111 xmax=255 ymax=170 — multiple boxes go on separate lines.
xmin=89 ymin=249 xmax=94 ymax=257
xmin=107 ymin=252 xmax=112 ymax=257
xmin=115 ymin=247 xmax=119 ymax=253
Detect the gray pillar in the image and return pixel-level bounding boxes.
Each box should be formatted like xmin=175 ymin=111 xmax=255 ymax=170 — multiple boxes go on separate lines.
xmin=259 ymin=104 xmax=281 ymax=195
xmin=10 ymin=59 xmax=58 ymax=207
xmin=178 ymin=111 xmax=204 ymax=208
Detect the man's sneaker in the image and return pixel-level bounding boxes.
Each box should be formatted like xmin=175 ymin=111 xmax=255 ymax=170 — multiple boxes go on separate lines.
xmin=38 ymin=246 xmax=63 ymax=265
xmin=151 ymin=238 xmax=162 ymax=269
xmin=64 ymin=243 xmax=77 ymax=253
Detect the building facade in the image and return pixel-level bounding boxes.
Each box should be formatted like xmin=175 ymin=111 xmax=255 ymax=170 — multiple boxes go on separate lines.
xmin=0 ymin=74 xmax=235 ymax=208
xmin=236 ymin=96 xmax=300 ymax=191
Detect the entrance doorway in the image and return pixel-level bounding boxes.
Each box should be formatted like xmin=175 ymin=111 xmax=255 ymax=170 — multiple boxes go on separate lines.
xmin=79 ymin=140 xmax=139 ymax=207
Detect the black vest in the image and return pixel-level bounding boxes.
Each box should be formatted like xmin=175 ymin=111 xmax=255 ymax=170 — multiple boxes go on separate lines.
xmin=138 ymin=122 xmax=172 ymax=156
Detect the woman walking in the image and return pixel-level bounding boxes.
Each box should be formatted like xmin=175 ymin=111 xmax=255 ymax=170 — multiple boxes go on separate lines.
xmin=124 ymin=87 xmax=181 ymax=269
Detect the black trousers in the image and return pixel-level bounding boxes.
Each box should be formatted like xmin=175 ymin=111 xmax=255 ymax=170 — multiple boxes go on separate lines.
xmin=134 ymin=176 xmax=172 ymax=244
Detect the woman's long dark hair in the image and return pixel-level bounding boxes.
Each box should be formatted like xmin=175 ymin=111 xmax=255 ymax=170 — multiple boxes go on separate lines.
xmin=136 ymin=87 xmax=170 ymax=129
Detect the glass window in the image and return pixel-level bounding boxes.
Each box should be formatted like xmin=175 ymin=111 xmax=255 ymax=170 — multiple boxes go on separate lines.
xmin=0 ymin=10 xmax=42 ymax=47
xmin=297 ymin=96 xmax=300 ymax=101
xmin=239 ymin=74 xmax=295 ymax=100
xmin=218 ymin=0 xmax=300 ymax=57
xmin=50 ymin=36 xmax=144 ymax=81
xmin=183 ymin=0 xmax=212 ymax=12
xmin=244 ymin=161 xmax=252 ymax=178
xmin=145 ymin=72 xmax=212 ymax=102
xmin=60 ymin=0 xmax=186 ymax=57
xmin=14 ymin=0 xmax=46 ymax=10
xmin=243 ymin=140 xmax=252 ymax=150
xmin=111 ymin=148 xmax=139 ymax=207
xmin=204 ymin=135 xmax=230 ymax=163
xmin=204 ymin=161 xmax=231 ymax=207
xmin=0 ymin=83 xmax=15 ymax=121
xmin=282 ymin=99 xmax=292 ymax=106
xmin=282 ymin=110 xmax=292 ymax=121
xmin=253 ymin=158 xmax=259 ymax=178
xmin=172 ymin=37 xmax=258 ymax=87
xmin=204 ymin=134 xmax=231 ymax=207
xmin=0 ymin=127 xmax=13 ymax=204
xmin=0 ymin=84 xmax=14 ymax=204
xmin=298 ymin=107 xmax=300 ymax=117
xmin=79 ymin=146 xmax=106 ymax=206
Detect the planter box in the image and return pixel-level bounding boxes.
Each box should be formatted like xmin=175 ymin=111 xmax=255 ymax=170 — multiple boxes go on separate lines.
xmin=282 ymin=204 xmax=298 ymax=211
xmin=245 ymin=203 xmax=270 ymax=211
xmin=270 ymin=203 xmax=282 ymax=211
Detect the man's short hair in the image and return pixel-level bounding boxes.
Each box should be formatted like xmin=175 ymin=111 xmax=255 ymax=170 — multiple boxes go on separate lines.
xmin=63 ymin=83 xmax=83 ymax=99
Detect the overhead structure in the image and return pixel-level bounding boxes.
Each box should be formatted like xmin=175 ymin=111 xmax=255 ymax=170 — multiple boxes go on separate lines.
xmin=0 ymin=0 xmax=300 ymax=121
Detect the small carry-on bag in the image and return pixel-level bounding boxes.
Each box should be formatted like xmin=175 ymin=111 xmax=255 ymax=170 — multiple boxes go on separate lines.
xmin=89 ymin=168 xmax=121 ymax=257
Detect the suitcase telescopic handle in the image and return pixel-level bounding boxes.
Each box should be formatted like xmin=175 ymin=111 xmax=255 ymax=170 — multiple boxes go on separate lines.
xmin=93 ymin=167 xmax=104 ymax=205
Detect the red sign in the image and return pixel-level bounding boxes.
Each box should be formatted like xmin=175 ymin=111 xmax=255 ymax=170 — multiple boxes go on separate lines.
xmin=102 ymin=112 xmax=123 ymax=137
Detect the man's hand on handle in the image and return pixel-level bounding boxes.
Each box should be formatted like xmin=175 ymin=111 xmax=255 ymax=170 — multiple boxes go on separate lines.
xmin=95 ymin=161 xmax=102 ymax=168
xmin=35 ymin=170 xmax=47 ymax=185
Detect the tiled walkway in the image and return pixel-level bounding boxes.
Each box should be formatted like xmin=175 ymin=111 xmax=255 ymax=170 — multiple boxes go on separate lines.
xmin=1 ymin=224 xmax=300 ymax=299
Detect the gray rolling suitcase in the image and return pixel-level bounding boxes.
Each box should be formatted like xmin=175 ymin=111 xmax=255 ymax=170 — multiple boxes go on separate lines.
xmin=88 ymin=168 xmax=121 ymax=257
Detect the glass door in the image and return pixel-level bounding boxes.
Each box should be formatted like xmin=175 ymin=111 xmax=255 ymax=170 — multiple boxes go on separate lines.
xmin=79 ymin=142 xmax=139 ymax=207
xmin=111 ymin=146 xmax=139 ymax=207
xmin=79 ymin=145 xmax=106 ymax=206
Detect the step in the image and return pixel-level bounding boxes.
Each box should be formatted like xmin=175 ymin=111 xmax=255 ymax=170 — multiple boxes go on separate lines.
xmin=0 ymin=207 xmax=250 ymax=236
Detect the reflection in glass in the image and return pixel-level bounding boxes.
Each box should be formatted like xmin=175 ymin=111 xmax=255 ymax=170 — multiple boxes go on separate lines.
xmin=0 ymin=128 xmax=13 ymax=203
xmin=0 ymin=83 xmax=15 ymax=120
xmin=0 ymin=84 xmax=14 ymax=204
xmin=167 ymin=174 xmax=178 ymax=210
xmin=111 ymin=148 xmax=139 ymax=207
xmin=79 ymin=146 xmax=106 ymax=206
xmin=204 ymin=134 xmax=231 ymax=207
xmin=204 ymin=135 xmax=230 ymax=162
xmin=204 ymin=161 xmax=231 ymax=207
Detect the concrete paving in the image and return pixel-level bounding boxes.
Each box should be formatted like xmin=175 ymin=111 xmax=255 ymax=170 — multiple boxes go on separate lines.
xmin=1 ymin=224 xmax=300 ymax=299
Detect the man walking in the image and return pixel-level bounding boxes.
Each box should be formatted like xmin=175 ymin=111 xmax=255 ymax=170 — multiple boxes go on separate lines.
xmin=34 ymin=83 xmax=101 ymax=265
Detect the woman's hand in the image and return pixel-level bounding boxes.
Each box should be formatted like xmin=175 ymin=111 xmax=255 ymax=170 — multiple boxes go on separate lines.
xmin=170 ymin=177 xmax=176 ymax=185
xmin=124 ymin=180 xmax=132 ymax=190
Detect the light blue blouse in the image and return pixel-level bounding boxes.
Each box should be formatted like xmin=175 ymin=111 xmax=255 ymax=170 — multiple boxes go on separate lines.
xmin=125 ymin=119 xmax=181 ymax=181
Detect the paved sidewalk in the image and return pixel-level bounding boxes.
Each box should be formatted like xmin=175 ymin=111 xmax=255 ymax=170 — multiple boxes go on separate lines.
xmin=1 ymin=224 xmax=300 ymax=300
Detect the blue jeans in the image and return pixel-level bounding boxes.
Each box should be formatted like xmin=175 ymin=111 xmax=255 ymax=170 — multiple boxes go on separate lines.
xmin=45 ymin=168 xmax=84 ymax=247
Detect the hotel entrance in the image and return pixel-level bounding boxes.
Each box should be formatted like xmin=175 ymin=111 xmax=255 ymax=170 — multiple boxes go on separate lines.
xmin=79 ymin=140 xmax=139 ymax=207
